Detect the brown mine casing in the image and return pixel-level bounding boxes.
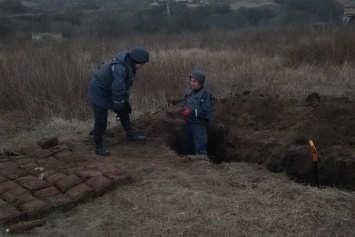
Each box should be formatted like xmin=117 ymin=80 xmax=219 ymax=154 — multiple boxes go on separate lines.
xmin=6 ymin=219 xmax=46 ymax=234
xmin=166 ymin=105 xmax=184 ymax=118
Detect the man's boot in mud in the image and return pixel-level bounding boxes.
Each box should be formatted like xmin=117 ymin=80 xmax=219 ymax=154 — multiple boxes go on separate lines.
xmin=126 ymin=130 xmax=146 ymax=143
xmin=95 ymin=144 xmax=110 ymax=156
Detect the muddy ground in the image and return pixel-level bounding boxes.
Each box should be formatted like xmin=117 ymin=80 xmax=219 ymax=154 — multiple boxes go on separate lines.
xmin=1 ymin=91 xmax=355 ymax=236
xmin=142 ymin=91 xmax=355 ymax=191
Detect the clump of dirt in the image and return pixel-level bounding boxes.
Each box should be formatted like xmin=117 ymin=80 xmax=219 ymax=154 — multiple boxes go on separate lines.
xmin=132 ymin=91 xmax=355 ymax=191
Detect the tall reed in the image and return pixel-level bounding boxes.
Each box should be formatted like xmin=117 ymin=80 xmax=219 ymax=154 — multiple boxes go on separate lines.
xmin=1 ymin=25 xmax=355 ymax=122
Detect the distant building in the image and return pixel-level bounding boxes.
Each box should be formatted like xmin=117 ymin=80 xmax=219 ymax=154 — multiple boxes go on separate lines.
xmin=343 ymin=1 xmax=355 ymax=24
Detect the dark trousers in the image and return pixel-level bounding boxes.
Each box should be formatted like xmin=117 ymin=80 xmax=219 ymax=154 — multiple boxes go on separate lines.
xmin=186 ymin=122 xmax=208 ymax=155
xmin=93 ymin=105 xmax=132 ymax=147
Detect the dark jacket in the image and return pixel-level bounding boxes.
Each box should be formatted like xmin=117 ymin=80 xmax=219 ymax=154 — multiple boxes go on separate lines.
xmin=184 ymin=86 xmax=213 ymax=124
xmin=87 ymin=52 xmax=136 ymax=110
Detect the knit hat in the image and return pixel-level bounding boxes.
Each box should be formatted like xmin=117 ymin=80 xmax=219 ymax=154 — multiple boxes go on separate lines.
xmin=190 ymin=70 xmax=206 ymax=85
xmin=130 ymin=47 xmax=150 ymax=64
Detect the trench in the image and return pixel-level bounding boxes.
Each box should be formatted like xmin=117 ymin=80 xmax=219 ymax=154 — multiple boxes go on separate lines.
xmin=166 ymin=123 xmax=355 ymax=191
xmin=159 ymin=92 xmax=355 ymax=191
xmin=168 ymin=124 xmax=229 ymax=164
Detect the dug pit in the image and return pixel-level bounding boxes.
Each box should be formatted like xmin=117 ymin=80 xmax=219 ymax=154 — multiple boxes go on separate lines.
xmin=137 ymin=92 xmax=355 ymax=191
xmin=168 ymin=123 xmax=229 ymax=164
xmin=2 ymin=92 xmax=355 ymax=233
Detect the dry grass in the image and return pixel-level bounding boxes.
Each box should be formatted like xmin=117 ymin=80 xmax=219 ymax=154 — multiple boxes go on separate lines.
xmin=6 ymin=126 xmax=355 ymax=237
xmin=137 ymin=48 xmax=355 ymax=109
xmin=2 ymin=14 xmax=355 ymax=237
xmin=0 ymin=117 xmax=90 ymax=148
xmin=2 ymin=26 xmax=355 ymax=136
xmin=2 ymin=13 xmax=355 ymax=237
xmin=0 ymin=113 xmax=129 ymax=151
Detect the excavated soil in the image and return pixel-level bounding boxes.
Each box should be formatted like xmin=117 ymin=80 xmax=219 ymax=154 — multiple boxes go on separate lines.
xmin=136 ymin=91 xmax=355 ymax=191
xmin=1 ymin=91 xmax=355 ymax=235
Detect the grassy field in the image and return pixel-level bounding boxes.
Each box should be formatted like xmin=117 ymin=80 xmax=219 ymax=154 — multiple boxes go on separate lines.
xmin=1 ymin=25 xmax=355 ymax=136
xmin=1 ymin=118 xmax=354 ymax=237
xmin=1 ymin=4 xmax=355 ymax=235
xmin=0 ymin=117 xmax=354 ymax=237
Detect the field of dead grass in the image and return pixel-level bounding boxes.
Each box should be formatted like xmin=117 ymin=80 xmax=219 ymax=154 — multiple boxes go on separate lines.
xmin=1 ymin=25 xmax=355 ymax=235
xmin=1 ymin=119 xmax=354 ymax=237
xmin=2 ymin=26 xmax=355 ymax=139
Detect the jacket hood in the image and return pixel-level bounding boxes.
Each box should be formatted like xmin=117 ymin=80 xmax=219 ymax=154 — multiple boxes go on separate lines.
xmin=116 ymin=51 xmax=129 ymax=64
xmin=115 ymin=51 xmax=136 ymax=75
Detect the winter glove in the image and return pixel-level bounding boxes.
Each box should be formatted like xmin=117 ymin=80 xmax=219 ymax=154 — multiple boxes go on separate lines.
xmin=113 ymin=100 xmax=125 ymax=110
xmin=113 ymin=100 xmax=125 ymax=114
xmin=181 ymin=107 xmax=191 ymax=117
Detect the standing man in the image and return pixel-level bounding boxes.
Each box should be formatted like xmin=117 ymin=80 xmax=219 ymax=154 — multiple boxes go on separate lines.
xmin=182 ymin=70 xmax=213 ymax=161
xmin=88 ymin=47 xmax=149 ymax=156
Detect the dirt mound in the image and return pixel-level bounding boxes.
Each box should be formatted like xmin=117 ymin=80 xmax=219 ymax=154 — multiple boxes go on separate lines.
xmin=213 ymin=92 xmax=355 ymax=190
xmin=133 ymin=92 xmax=355 ymax=191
